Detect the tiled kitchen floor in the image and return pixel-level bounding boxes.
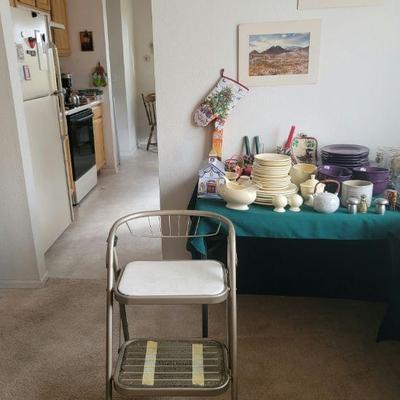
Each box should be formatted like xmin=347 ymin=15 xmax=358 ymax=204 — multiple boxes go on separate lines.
xmin=46 ymin=150 xmax=161 ymax=279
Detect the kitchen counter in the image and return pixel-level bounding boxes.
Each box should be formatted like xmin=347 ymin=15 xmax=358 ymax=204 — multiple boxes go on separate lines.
xmin=65 ymin=99 xmax=103 ymax=116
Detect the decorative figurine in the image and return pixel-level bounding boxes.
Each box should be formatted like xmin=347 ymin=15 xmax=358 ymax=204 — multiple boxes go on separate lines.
xmin=375 ymin=198 xmax=389 ymax=215
xmin=272 ymin=195 xmax=288 ymax=213
xmin=358 ymin=194 xmax=368 ymax=213
xmin=197 ymin=155 xmax=226 ymax=198
xmin=288 ymin=194 xmax=303 ymax=212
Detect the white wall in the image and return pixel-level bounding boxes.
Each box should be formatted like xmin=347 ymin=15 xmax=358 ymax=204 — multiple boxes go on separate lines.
xmin=0 ymin=1 xmax=46 ymax=287
xmin=132 ymin=0 xmax=155 ymax=142
xmin=121 ymin=0 xmax=138 ymax=154
xmin=152 ymin=0 xmax=400 ymax=256
xmin=60 ymin=0 xmax=119 ymax=171
xmin=106 ymin=0 xmax=137 ymax=157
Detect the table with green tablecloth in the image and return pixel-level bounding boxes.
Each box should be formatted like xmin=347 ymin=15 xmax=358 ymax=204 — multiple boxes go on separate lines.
xmin=188 ymin=196 xmax=400 ymax=341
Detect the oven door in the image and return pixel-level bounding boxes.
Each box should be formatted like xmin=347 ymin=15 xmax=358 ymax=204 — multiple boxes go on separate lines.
xmin=67 ymin=110 xmax=96 ymax=181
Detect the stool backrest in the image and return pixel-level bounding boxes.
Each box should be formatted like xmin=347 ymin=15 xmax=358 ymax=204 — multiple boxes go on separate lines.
xmin=106 ymin=210 xmax=236 ymax=278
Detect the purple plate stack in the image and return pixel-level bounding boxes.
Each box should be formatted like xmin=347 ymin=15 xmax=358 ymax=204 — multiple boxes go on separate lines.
xmin=352 ymin=167 xmax=390 ymax=195
xmin=321 ymin=144 xmax=370 ymax=169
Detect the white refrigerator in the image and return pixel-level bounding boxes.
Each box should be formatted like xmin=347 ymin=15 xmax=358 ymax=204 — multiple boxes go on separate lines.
xmin=11 ymin=7 xmax=72 ymax=253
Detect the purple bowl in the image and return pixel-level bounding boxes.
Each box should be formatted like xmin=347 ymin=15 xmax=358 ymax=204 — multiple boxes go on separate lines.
xmin=373 ymin=179 xmax=390 ymax=195
xmin=317 ymin=165 xmax=353 ymax=180
xmin=353 ymin=166 xmax=390 ymax=178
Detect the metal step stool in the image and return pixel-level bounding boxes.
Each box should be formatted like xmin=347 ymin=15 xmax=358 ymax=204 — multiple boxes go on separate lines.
xmin=106 ymin=210 xmax=237 ymax=400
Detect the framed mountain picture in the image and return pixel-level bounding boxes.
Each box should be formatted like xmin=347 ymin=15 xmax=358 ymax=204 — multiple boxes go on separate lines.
xmin=298 ymin=0 xmax=384 ymax=9
xmin=238 ymin=20 xmax=321 ymax=87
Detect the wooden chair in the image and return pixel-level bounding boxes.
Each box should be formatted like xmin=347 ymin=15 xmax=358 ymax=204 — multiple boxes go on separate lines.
xmin=142 ymin=93 xmax=157 ymax=151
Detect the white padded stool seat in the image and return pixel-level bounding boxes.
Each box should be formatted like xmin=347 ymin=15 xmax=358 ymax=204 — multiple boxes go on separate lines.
xmin=118 ymin=260 xmax=226 ymax=299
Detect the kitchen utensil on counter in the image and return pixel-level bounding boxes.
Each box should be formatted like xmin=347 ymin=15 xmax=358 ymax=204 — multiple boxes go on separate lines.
xmin=217 ymin=177 xmax=260 ymax=211
xmin=300 ymin=174 xmax=324 ymax=199
xmin=341 ymin=180 xmax=373 ymax=207
xmin=347 ymin=197 xmax=360 ymax=214
xmin=290 ymin=163 xmax=317 ymax=187
xmin=305 ymin=180 xmax=340 ymax=214
xmin=375 ymin=198 xmax=389 ymax=215
xmin=61 ymin=72 xmax=74 ymax=106
xmin=385 ymin=189 xmax=398 ymax=211
xmin=288 ymin=194 xmax=303 ymax=212
xmin=272 ymin=195 xmax=288 ymax=213
xmin=69 ymin=93 xmax=80 ymax=106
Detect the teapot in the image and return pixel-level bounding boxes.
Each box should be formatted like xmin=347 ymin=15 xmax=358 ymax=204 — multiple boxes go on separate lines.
xmin=305 ymin=180 xmax=340 ymax=214
xmin=217 ymin=177 xmax=260 ymax=211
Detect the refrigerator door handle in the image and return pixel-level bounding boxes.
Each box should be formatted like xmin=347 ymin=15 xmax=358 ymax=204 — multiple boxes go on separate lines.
xmin=52 ymin=89 xmax=64 ymax=96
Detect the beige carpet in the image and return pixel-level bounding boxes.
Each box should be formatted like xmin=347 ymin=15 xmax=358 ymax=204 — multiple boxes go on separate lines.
xmin=1 ymin=279 xmax=400 ymax=400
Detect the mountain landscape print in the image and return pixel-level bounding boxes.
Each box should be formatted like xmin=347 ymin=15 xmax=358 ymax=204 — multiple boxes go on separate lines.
xmin=249 ymin=32 xmax=311 ymax=76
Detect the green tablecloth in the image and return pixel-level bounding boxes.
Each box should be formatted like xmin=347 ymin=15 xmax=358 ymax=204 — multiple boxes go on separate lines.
xmin=190 ymin=196 xmax=400 ymax=341
xmin=192 ymin=198 xmax=400 ymax=255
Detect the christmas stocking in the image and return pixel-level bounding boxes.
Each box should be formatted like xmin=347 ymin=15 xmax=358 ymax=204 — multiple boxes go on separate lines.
xmin=194 ymin=70 xmax=249 ymax=159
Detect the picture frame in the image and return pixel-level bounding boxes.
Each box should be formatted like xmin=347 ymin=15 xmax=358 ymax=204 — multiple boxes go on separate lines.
xmin=298 ymin=0 xmax=384 ymax=9
xmin=238 ymin=20 xmax=321 ymax=87
xmin=80 ymin=31 xmax=94 ymax=52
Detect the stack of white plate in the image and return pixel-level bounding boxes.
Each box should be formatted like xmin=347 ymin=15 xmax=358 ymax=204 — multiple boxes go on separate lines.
xmin=252 ymin=153 xmax=298 ymax=205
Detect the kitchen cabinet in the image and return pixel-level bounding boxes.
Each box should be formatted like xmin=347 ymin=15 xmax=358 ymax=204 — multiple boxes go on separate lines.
xmin=36 ymin=0 xmax=50 ymax=12
xmin=13 ymin=0 xmax=50 ymax=12
xmin=17 ymin=0 xmax=36 ymax=7
xmin=92 ymin=105 xmax=106 ymax=171
xmin=16 ymin=0 xmax=50 ymax=10
xmin=50 ymin=0 xmax=70 ymax=57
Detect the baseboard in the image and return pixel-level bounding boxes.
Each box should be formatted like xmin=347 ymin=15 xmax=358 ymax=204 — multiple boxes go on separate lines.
xmin=0 ymin=271 xmax=48 ymax=289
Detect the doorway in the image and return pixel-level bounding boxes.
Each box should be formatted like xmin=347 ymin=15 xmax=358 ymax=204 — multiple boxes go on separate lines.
xmin=46 ymin=0 xmax=160 ymax=278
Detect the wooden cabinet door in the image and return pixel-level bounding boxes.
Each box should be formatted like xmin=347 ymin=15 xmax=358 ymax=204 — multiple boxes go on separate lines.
xmin=93 ymin=117 xmax=106 ymax=171
xmin=50 ymin=0 xmax=70 ymax=56
xmin=17 ymin=0 xmax=36 ymax=7
xmin=36 ymin=0 xmax=51 ymax=12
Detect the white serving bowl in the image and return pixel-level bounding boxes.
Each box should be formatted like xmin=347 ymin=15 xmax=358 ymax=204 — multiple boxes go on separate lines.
xmin=217 ymin=180 xmax=260 ymax=211
xmin=341 ymin=180 xmax=373 ymax=207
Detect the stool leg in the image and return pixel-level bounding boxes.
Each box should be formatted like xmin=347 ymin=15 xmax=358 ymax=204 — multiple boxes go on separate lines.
xmin=119 ymin=304 xmax=129 ymax=341
xmin=106 ymin=291 xmax=113 ymax=400
xmin=202 ymin=304 xmax=208 ymax=338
